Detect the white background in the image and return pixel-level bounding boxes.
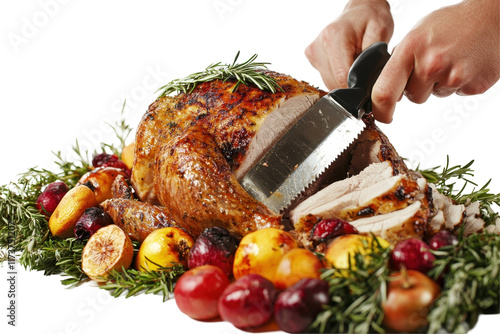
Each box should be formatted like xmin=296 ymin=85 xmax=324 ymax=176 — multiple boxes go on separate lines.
xmin=1 ymin=0 xmax=498 ymax=333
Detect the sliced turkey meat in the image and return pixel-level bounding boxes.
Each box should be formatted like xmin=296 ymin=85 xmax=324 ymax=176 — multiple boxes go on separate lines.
xmin=427 ymin=183 xmax=466 ymax=235
xmin=462 ymin=201 xmax=486 ymax=236
xmin=290 ymin=161 xmax=422 ymax=233
xmin=353 ymin=201 xmax=428 ymax=243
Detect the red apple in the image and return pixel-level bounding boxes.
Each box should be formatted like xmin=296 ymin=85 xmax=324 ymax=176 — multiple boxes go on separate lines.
xmin=382 ymin=269 xmax=441 ymax=332
xmin=174 ymin=265 xmax=230 ymax=320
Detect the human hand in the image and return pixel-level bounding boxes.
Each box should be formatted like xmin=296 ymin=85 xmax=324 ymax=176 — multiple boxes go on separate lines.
xmin=372 ymin=0 xmax=500 ymax=123
xmin=305 ymin=0 xmax=394 ymax=89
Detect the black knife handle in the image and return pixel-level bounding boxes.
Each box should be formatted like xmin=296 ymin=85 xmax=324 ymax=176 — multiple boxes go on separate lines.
xmin=328 ymin=41 xmax=391 ymax=118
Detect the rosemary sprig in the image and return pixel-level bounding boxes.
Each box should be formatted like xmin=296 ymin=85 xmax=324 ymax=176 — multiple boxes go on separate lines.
xmin=427 ymin=233 xmax=500 ymax=334
xmin=98 ymin=265 xmax=185 ymax=302
xmin=311 ymin=237 xmax=392 ymax=334
xmin=156 ymin=51 xmax=282 ymax=98
xmin=28 ymin=237 xmax=88 ymax=286
xmin=417 ymin=156 xmax=477 ymax=198
xmin=417 ymin=156 xmax=500 ymax=226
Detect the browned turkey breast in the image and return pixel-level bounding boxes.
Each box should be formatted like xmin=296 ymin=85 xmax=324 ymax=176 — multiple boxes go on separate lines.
xmin=131 ymin=71 xmax=322 ymax=238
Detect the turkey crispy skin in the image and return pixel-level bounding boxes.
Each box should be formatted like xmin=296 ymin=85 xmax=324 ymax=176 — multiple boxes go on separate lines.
xmin=100 ymin=198 xmax=178 ymax=243
xmin=131 ymin=71 xmax=323 ymax=238
xmin=154 ymin=123 xmax=282 ymax=238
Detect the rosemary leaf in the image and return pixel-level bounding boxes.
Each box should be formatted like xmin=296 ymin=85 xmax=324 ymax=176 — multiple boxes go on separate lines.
xmin=99 ymin=265 xmax=185 ymax=302
xmin=427 ymin=233 xmax=500 ymax=334
xmin=417 ymin=156 xmax=500 ymax=226
xmin=311 ymin=239 xmax=392 ymax=334
xmin=156 ymin=51 xmax=282 ymax=98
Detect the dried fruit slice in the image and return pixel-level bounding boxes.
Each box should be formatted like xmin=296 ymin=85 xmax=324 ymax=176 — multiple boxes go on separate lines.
xmin=49 ymin=185 xmax=97 ymax=239
xmin=81 ymin=224 xmax=134 ymax=281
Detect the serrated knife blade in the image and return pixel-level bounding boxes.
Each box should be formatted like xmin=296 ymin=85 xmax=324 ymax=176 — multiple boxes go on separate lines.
xmin=241 ymin=96 xmax=365 ymax=213
xmin=241 ymin=42 xmax=391 ymax=213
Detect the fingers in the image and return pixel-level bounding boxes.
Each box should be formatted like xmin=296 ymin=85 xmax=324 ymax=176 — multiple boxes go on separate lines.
xmin=305 ymin=23 xmax=358 ymax=89
xmin=371 ymin=45 xmax=414 ymax=123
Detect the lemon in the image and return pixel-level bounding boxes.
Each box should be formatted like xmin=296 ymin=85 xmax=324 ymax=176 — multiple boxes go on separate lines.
xmin=82 ymin=224 xmax=134 ymax=282
xmin=324 ymin=234 xmax=390 ymax=272
xmin=135 ymin=227 xmax=194 ymax=272
xmin=49 ymin=185 xmax=97 ymax=239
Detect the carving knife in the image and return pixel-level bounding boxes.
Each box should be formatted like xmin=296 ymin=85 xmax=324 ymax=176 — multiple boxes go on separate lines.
xmin=241 ymin=42 xmax=391 ymax=213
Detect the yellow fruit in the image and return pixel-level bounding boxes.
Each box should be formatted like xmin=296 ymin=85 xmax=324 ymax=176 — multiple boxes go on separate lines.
xmin=49 ymin=185 xmax=97 ymax=239
xmin=324 ymin=234 xmax=390 ymax=272
xmin=135 ymin=227 xmax=194 ymax=272
xmin=273 ymin=248 xmax=324 ymax=289
xmin=78 ymin=166 xmax=129 ymax=204
xmin=233 ymin=227 xmax=298 ymax=281
xmin=121 ymin=142 xmax=135 ymax=169
xmin=81 ymin=224 xmax=134 ymax=281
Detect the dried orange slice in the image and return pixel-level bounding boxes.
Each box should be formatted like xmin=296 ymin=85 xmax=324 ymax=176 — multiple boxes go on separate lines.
xmin=49 ymin=185 xmax=97 ymax=239
xmin=81 ymin=224 xmax=134 ymax=281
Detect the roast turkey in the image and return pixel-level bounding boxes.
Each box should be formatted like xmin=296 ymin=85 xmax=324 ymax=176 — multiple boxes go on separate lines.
xmin=131 ymin=72 xmax=322 ymax=238
xmin=119 ymin=69 xmax=487 ymax=245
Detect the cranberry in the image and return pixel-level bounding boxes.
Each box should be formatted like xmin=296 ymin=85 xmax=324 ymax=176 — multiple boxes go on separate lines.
xmin=74 ymin=207 xmax=113 ymax=240
xmin=390 ymin=238 xmax=435 ymax=274
xmin=92 ymin=153 xmax=118 ymax=167
xmin=312 ymin=219 xmax=358 ymax=239
xmin=35 ymin=181 xmax=69 ymax=218
xmin=428 ymin=230 xmax=459 ymax=250
xmin=218 ymin=274 xmax=278 ymax=329
xmin=92 ymin=153 xmax=129 ymax=175
xmin=188 ymin=227 xmax=238 ymax=277
xmin=274 ymin=278 xmax=329 ymax=333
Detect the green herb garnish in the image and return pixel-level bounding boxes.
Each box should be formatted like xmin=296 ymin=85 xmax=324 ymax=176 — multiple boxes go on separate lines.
xmin=156 ymin=51 xmax=282 ymax=97
xmin=427 ymin=233 xmax=500 ymax=334
xmin=417 ymin=156 xmax=500 ymax=226
xmin=311 ymin=237 xmax=392 ymax=334
xmin=98 ymin=264 xmax=185 ymax=302
xmin=0 ymin=109 xmax=183 ymax=298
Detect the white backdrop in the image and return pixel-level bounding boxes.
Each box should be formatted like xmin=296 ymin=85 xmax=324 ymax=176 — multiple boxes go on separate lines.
xmin=1 ymin=0 xmax=498 ymax=333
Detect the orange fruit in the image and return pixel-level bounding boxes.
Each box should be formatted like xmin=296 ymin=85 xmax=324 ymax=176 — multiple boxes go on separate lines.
xmin=48 ymin=185 xmax=97 ymax=238
xmin=324 ymin=234 xmax=390 ymax=273
xmin=81 ymin=224 xmax=134 ymax=281
xmin=120 ymin=142 xmax=135 ymax=169
xmin=273 ymin=248 xmax=324 ymax=289
xmin=233 ymin=228 xmax=298 ymax=281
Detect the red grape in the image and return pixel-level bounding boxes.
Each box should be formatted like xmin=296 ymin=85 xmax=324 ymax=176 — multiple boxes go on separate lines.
xmin=274 ymin=278 xmax=329 ymax=333
xmin=428 ymin=230 xmax=458 ymax=250
xmin=35 ymin=180 xmax=69 ymax=218
xmin=390 ymin=238 xmax=435 ymax=273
